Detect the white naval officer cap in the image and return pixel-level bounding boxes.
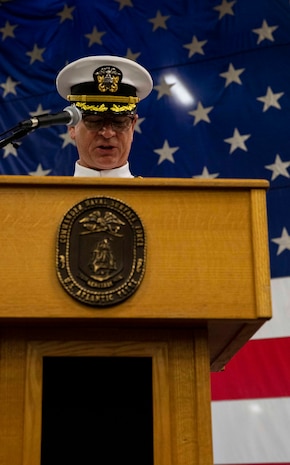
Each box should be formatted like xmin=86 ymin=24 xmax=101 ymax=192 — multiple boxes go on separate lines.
xmin=56 ymin=55 xmax=153 ymax=116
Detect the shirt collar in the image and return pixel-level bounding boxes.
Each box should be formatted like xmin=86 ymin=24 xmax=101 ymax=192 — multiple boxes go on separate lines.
xmin=74 ymin=161 xmax=133 ymax=178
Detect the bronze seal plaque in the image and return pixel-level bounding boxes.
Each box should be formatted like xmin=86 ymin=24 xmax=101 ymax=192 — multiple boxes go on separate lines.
xmin=56 ymin=196 xmax=146 ymax=307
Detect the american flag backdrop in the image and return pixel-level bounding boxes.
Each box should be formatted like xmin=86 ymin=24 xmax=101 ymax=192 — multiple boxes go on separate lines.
xmin=1 ymin=0 xmax=290 ymax=464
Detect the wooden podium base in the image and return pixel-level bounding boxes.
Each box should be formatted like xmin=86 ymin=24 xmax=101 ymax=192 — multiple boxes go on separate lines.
xmin=1 ymin=325 xmax=213 ymax=465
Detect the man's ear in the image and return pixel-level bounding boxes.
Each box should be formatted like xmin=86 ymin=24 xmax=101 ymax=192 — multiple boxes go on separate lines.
xmin=132 ymin=114 xmax=138 ymax=129
xmin=68 ymin=126 xmax=76 ymax=139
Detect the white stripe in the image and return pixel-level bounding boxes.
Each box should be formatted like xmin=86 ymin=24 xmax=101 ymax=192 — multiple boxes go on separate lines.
xmin=211 ymin=397 xmax=290 ymax=464
xmin=253 ymin=276 xmax=290 ymax=340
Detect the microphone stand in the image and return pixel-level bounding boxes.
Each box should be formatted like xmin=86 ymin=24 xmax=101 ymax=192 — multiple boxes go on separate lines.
xmin=0 ymin=124 xmax=35 ymax=149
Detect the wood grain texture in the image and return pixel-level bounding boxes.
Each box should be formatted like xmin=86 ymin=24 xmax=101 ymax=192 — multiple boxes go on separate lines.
xmin=14 ymin=327 xmax=213 ymax=465
xmin=22 ymin=333 xmax=173 ymax=465
xmin=250 ymin=189 xmax=272 ymax=318
xmin=0 ymin=177 xmax=272 ymax=465
xmin=0 ymin=177 xmax=271 ymax=322
xmin=168 ymin=330 xmax=213 ymax=465
xmin=0 ymin=177 xmax=272 ymax=369
xmin=0 ymin=331 xmax=26 ymax=465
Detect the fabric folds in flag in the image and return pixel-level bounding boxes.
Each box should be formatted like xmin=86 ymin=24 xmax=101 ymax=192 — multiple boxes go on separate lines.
xmin=1 ymin=1 xmax=290 ymax=464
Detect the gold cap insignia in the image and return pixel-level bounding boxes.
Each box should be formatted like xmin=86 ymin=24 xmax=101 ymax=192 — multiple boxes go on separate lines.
xmin=93 ymin=66 xmax=123 ymax=93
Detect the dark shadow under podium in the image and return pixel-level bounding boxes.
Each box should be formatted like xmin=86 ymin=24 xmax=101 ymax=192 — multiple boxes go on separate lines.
xmin=41 ymin=357 xmax=153 ymax=465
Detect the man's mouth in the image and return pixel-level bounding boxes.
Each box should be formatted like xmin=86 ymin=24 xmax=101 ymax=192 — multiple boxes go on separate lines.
xmin=98 ymin=145 xmax=114 ymax=150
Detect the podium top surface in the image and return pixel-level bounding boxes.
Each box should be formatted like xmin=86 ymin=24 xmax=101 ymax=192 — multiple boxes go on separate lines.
xmin=0 ymin=175 xmax=269 ymax=189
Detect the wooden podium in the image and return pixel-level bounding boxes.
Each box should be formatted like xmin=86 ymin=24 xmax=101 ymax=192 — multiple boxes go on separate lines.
xmin=0 ymin=176 xmax=272 ymax=465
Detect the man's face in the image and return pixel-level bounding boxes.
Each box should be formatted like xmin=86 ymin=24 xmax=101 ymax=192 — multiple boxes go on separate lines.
xmin=69 ymin=114 xmax=138 ymax=171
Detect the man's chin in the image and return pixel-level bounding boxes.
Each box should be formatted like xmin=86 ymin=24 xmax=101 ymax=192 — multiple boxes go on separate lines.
xmin=94 ymin=158 xmax=122 ymax=171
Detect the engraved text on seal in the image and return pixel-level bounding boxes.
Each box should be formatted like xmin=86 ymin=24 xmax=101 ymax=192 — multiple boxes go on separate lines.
xmin=56 ymin=196 xmax=146 ymax=307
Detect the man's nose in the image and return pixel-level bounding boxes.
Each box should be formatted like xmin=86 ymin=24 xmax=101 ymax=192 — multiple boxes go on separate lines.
xmin=98 ymin=122 xmax=116 ymax=136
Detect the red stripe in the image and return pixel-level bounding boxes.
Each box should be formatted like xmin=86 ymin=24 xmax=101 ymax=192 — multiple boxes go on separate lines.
xmin=211 ymin=337 xmax=290 ymax=400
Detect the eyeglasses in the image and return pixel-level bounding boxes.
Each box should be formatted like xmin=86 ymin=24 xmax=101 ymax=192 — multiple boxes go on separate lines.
xmin=82 ymin=115 xmax=135 ymax=133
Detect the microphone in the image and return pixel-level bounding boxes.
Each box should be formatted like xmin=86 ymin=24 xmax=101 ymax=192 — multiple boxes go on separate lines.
xmin=20 ymin=105 xmax=82 ymax=129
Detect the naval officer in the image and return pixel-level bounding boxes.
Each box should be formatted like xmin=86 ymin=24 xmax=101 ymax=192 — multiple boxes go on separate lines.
xmin=56 ymin=55 xmax=153 ymax=177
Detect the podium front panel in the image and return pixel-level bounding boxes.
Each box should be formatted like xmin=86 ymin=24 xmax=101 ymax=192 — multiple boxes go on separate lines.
xmin=0 ymin=176 xmax=271 ymax=323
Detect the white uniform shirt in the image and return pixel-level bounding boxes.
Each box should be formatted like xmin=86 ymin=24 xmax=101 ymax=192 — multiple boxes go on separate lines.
xmin=74 ymin=161 xmax=133 ymax=178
